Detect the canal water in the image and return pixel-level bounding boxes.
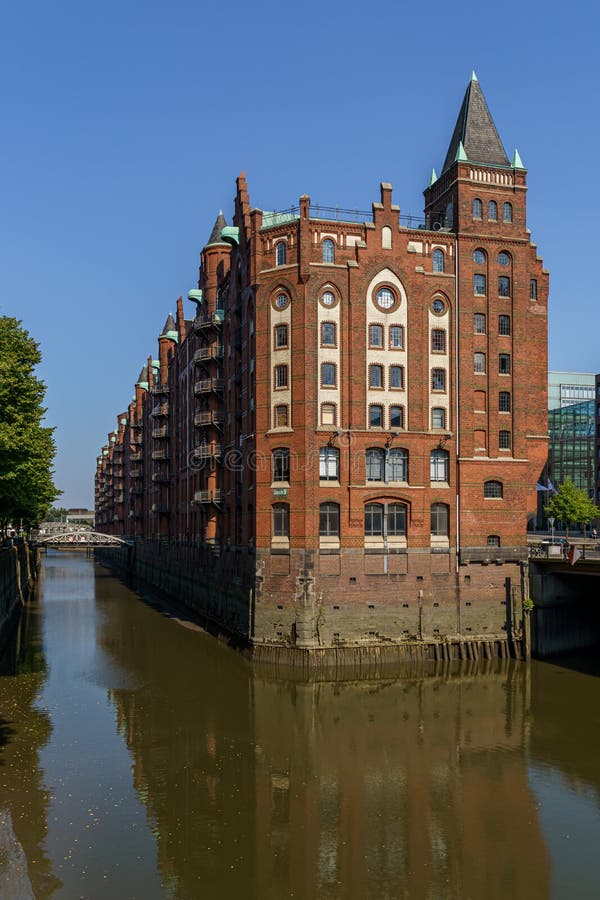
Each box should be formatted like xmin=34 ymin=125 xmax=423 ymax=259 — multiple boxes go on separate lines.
xmin=1 ymin=552 xmax=600 ymax=899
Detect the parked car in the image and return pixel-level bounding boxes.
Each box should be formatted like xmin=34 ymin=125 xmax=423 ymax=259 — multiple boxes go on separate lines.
xmin=540 ymin=537 xmax=569 ymax=547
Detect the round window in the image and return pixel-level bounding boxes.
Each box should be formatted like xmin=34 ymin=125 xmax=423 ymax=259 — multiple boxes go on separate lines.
xmin=473 ymin=249 xmax=486 ymax=265
xmin=432 ymin=298 xmax=446 ymax=315
xmin=275 ymin=293 xmax=289 ymax=309
xmin=321 ymin=291 xmax=336 ymax=307
xmin=375 ymin=287 xmax=396 ymax=310
xmin=498 ymin=252 xmax=510 ymax=267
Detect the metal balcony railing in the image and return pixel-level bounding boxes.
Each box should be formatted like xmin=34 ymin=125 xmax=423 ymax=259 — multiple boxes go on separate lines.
xmin=193 ymin=489 xmax=223 ymax=504
xmin=152 ymin=449 xmax=169 ymax=461
xmin=152 ymin=427 xmax=169 ymax=439
xmin=194 ymin=378 xmax=224 ymax=396
xmin=193 ymin=311 xmax=224 ymax=331
xmin=151 ymin=404 xmax=169 ymax=417
xmin=192 ymin=443 xmax=222 ymax=462
xmin=194 ymin=411 xmax=224 ymax=428
xmin=194 ymin=344 xmax=224 ymax=363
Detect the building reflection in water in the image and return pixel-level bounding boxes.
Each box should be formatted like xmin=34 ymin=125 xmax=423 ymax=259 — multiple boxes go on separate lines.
xmin=97 ymin=575 xmax=550 ymax=900
xmin=0 ymin=606 xmax=61 ymax=898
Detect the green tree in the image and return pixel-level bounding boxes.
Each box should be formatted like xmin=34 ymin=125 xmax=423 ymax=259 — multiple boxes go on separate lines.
xmin=45 ymin=506 xmax=69 ymax=522
xmin=545 ymin=478 xmax=600 ymax=537
xmin=0 ymin=317 xmax=59 ymax=533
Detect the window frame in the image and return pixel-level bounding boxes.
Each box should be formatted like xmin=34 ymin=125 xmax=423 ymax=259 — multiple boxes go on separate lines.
xmin=369 ymin=404 xmax=384 ymax=428
xmin=322 ymin=239 xmax=335 ymax=264
xmin=320 ymin=321 xmax=336 ymax=347
xmin=430 ymin=449 xmax=449 ymax=483
xmin=498 ymin=314 xmax=511 ymax=336
xmin=431 ymin=502 xmax=449 ymax=536
xmin=275 ymin=242 xmax=287 ymax=266
xmin=274 ymin=323 xmax=288 ymax=349
xmin=369 ymin=323 xmax=384 ymax=348
xmin=389 ymin=325 xmax=404 ymax=349
xmin=319 ymin=502 xmax=340 ymax=537
xmin=484 ymin=480 xmax=503 ymax=498
xmin=319 ymin=446 xmax=339 ymax=481
xmin=431 ymin=328 xmax=446 ymax=353
xmin=432 ymin=407 xmax=446 ymax=430
xmin=369 ymin=364 xmax=384 ymax=389
xmin=274 ymin=364 xmax=288 ymax=389
xmin=431 ymin=368 xmax=446 ymax=392
xmin=433 ymin=249 xmax=444 ymax=272
xmin=272 ymin=502 xmax=290 ymax=537
xmin=499 ymin=353 xmax=511 ymax=375
xmin=321 ymin=362 xmax=336 ymax=388
xmin=472 ymin=198 xmax=483 ymax=219
xmin=474 ymin=352 xmax=486 ymax=374
xmin=272 ymin=448 xmax=290 ymax=483
xmin=474 ymin=273 xmax=487 ymax=296
xmin=503 ymin=202 xmax=513 ymax=223
xmin=499 ymin=391 xmax=511 ymax=412
xmin=474 ymin=313 xmax=486 ymax=334
xmin=487 ymin=200 xmax=498 ymax=221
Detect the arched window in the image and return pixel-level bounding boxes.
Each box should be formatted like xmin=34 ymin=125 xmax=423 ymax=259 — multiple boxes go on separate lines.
xmin=369 ymin=405 xmax=383 ymax=428
xmin=322 ymin=239 xmax=335 ymax=263
xmin=498 ymin=251 xmax=510 ymax=267
xmin=321 ymin=322 xmax=336 ymax=346
xmin=319 ymin=446 xmax=339 ymax=480
xmin=432 ymin=407 xmax=446 ymax=429
xmin=430 ymin=449 xmax=449 ymax=482
xmin=473 ymin=248 xmax=486 ymax=265
xmin=433 ymin=249 xmax=444 ymax=272
xmin=390 ymin=405 xmax=404 ymax=428
xmin=366 ymin=448 xmax=385 ymax=481
xmin=369 ymin=364 xmax=383 ymax=388
xmin=474 ymin=352 xmax=486 ymax=373
xmin=431 ymin=503 xmax=449 ymax=536
xmin=364 ymin=502 xmax=384 ymax=536
xmin=484 ymin=480 xmax=503 ymax=498
xmin=321 ymin=362 xmax=336 ymax=387
xmin=387 ymin=503 xmax=407 ymax=535
xmin=381 ymin=226 xmax=392 ymax=249
xmin=273 ymin=503 xmax=289 ymax=537
xmin=503 ymin=202 xmax=513 ymax=223
xmin=272 ymin=448 xmax=290 ymax=482
xmin=488 ymin=200 xmax=498 ymax=221
xmin=388 ymin=448 xmax=408 ymax=482
xmin=319 ymin=502 xmax=339 ymax=536
xmin=472 ymin=198 xmax=483 ymax=218
xmin=276 ymin=242 xmax=287 ymax=265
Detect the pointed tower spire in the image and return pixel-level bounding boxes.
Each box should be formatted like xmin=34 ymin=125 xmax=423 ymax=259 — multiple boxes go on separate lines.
xmin=471 ymin=69 xmax=478 ymax=82
xmin=136 ymin=365 xmax=148 ymax=385
xmin=441 ymin=76 xmax=509 ymax=174
xmin=511 ymin=148 xmax=525 ymax=169
xmin=206 ymin=210 xmax=228 ymax=246
xmin=455 ymin=141 xmax=468 ymax=162
xmin=429 ymin=167 xmax=438 ymax=187
xmin=160 ymin=313 xmax=178 ymax=342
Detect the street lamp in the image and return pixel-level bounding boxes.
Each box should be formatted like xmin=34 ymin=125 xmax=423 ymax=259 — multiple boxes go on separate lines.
xmin=548 ymin=516 xmax=555 ymax=542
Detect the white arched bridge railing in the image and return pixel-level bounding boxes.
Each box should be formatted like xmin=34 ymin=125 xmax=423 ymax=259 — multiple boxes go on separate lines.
xmin=36 ymin=531 xmax=132 ymax=547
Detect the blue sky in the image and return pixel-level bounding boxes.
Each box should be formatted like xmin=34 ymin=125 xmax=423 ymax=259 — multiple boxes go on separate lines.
xmin=2 ymin=1 xmax=598 ymax=507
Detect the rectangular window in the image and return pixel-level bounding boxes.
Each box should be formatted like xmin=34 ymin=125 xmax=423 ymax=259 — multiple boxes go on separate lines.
xmin=321 ymin=403 xmax=336 ymax=426
xmin=498 ymin=314 xmax=511 ymax=335
xmin=275 ymin=324 xmax=288 ymax=348
xmin=432 ymin=407 xmax=446 ymax=429
xmin=431 ymin=368 xmax=446 ymax=391
xmin=369 ymin=405 xmax=383 ymax=427
xmin=369 ymin=364 xmax=383 ymax=388
xmin=275 ymin=405 xmax=288 ymax=427
xmin=499 ymin=391 xmax=511 ymax=412
xmin=321 ymin=322 xmax=336 ymax=346
xmin=369 ymin=324 xmax=383 ymax=348
xmin=319 ymin=447 xmax=339 ymax=480
xmin=499 ymin=354 xmax=511 ymax=375
xmin=498 ymin=276 xmax=511 ymax=297
xmin=474 ymin=352 xmax=486 ymax=374
xmin=431 ymin=329 xmax=446 ymax=353
xmin=275 ymin=365 xmax=288 ymax=388
xmin=273 ymin=504 xmax=289 ymax=537
xmin=530 ymin=278 xmax=538 ymax=300
xmin=499 ymin=430 xmax=511 ymax=449
xmin=389 ymin=405 xmax=404 ymax=428
xmin=389 ymin=325 xmax=404 ymax=349
xmin=389 ymin=365 xmax=404 ymax=389
xmin=474 ymin=274 xmax=486 ymax=295
xmin=319 ymin=504 xmax=339 ymax=536
xmin=474 ymin=313 xmax=486 ymax=334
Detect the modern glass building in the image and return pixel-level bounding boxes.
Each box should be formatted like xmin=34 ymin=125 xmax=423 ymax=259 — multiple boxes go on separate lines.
xmin=546 ymin=372 xmax=595 ymax=500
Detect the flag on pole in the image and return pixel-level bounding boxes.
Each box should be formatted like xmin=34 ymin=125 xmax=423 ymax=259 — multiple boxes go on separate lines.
xmin=547 ymin=480 xmax=557 ymax=494
xmin=568 ymin=544 xmax=582 ymax=566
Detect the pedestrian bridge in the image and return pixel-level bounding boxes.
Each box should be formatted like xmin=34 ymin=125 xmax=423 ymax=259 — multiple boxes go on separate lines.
xmin=36 ymin=531 xmax=132 ymax=547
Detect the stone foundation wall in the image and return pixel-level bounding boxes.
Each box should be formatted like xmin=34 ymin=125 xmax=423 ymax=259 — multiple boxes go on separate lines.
xmin=0 ymin=542 xmax=38 ymax=653
xmin=97 ymin=539 xmax=525 ymax=667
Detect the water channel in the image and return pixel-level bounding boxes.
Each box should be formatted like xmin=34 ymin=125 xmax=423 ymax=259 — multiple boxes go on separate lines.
xmin=1 ymin=551 xmax=600 ymax=899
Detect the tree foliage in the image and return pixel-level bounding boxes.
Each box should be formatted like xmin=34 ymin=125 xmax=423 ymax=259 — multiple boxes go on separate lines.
xmin=0 ymin=317 xmax=59 ymax=531
xmin=545 ymin=478 xmax=600 ymax=537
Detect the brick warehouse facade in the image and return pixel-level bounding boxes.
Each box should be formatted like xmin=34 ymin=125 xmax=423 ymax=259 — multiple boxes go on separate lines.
xmin=96 ymin=75 xmax=549 ymax=663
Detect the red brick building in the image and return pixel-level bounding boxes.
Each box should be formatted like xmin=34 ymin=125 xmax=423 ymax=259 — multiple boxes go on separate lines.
xmin=96 ymin=75 xmax=548 ymax=659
